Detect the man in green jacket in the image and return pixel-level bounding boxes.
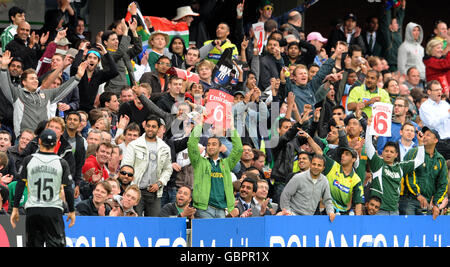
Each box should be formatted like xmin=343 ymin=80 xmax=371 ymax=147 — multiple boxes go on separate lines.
xmin=187 ymin=114 xmax=243 ymax=218
xmin=365 ymin=116 xmax=425 ymax=215
xmin=400 ymin=127 xmax=448 ymax=219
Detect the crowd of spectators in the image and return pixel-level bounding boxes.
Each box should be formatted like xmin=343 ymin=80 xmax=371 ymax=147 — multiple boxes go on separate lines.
xmin=0 ymin=0 xmax=449 ymax=224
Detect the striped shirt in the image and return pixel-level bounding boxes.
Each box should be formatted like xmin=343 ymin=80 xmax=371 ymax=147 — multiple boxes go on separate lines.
xmin=1 ymin=24 xmax=17 ymax=52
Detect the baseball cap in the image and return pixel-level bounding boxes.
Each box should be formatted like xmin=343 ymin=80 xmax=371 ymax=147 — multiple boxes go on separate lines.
xmin=344 ymin=13 xmax=357 ymax=21
xmin=344 ymin=113 xmax=362 ymax=126
xmin=233 ymin=91 xmax=245 ymax=97
xmin=421 ymin=126 xmax=440 ymax=140
xmin=306 ymin=32 xmax=328 ymax=43
xmin=338 ymin=146 xmax=358 ymax=159
xmin=55 ymin=37 xmax=71 ymax=46
xmin=66 ymin=48 xmax=78 ymax=59
xmin=40 ymin=129 xmax=57 ymax=147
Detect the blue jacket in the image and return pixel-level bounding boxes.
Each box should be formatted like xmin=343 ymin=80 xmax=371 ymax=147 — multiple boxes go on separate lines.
xmin=376 ymin=120 xmax=419 ymax=155
xmin=286 ymin=58 xmax=335 ymax=115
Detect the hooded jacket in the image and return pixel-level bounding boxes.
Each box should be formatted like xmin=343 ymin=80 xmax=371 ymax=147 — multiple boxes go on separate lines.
xmin=397 ymin=22 xmax=425 ymax=80
xmin=0 ymin=68 xmax=80 ymax=137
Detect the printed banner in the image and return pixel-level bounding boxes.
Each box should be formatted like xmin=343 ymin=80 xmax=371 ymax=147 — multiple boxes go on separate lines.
xmin=192 ymin=216 xmax=450 ymax=247
xmin=65 ymin=216 xmax=187 ymax=247
xmin=205 ymin=89 xmax=234 ymax=129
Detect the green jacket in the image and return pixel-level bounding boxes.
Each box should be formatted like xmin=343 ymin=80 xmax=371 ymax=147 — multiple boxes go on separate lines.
xmin=402 ymin=147 xmax=448 ymax=206
xmin=187 ymin=124 xmax=243 ymax=212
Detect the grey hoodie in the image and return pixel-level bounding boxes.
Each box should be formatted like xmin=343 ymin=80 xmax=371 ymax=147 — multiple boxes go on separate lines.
xmin=397 ymin=22 xmax=425 ymax=80
xmin=280 ymin=170 xmax=334 ymax=215
xmin=0 ymin=68 xmax=80 ymax=137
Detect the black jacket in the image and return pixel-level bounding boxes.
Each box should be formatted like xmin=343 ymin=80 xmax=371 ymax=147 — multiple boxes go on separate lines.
xmin=160 ymin=202 xmax=182 ymax=217
xmin=63 ymin=131 xmax=86 ymax=186
xmin=326 ymin=26 xmax=366 ymax=55
xmin=6 ymin=144 xmax=24 ymax=172
xmin=118 ymin=100 xmax=150 ymax=134
xmin=5 ymin=35 xmax=42 ymax=70
xmin=70 ymin=50 xmax=119 ymax=113
xmin=0 ymin=89 xmax=14 ymax=131
xmin=139 ymin=70 xmax=169 ymax=103
xmin=76 ymin=196 xmax=111 ymax=216
xmin=270 ymin=122 xmax=304 ymax=184
xmin=361 ymin=30 xmax=386 ymax=57
xmin=156 ymin=92 xmax=176 ymax=114
xmin=258 ymin=54 xmax=285 ymax=90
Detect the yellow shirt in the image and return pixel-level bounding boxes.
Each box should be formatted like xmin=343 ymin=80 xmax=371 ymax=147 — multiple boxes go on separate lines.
xmin=347 ymin=84 xmax=391 ymax=118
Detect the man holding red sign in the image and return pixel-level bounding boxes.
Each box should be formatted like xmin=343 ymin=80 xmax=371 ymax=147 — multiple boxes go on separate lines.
xmin=365 ymin=116 xmax=425 ymax=215
xmin=205 ymin=89 xmax=234 ymax=130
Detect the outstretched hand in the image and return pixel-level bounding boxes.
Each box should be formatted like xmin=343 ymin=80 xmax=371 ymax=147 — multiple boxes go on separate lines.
xmin=1 ymin=50 xmax=13 ymax=69
xmin=76 ymin=61 xmax=88 ymax=79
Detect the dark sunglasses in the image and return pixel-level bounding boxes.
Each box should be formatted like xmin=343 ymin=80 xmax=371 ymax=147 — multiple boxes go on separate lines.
xmin=120 ymin=171 xmax=134 ymax=177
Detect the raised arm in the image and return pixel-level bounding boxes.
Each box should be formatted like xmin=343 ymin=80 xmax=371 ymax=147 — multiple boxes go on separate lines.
xmin=0 ymin=50 xmax=18 ymax=103
xmin=47 ymin=61 xmax=86 ymax=102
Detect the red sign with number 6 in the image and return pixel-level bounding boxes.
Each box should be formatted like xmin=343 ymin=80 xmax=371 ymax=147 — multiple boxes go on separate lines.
xmin=369 ymin=102 xmax=393 ymax=137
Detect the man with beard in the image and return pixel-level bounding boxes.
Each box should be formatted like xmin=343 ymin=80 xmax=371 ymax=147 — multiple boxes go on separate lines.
xmin=280 ymin=154 xmax=336 ymax=222
xmin=121 ymin=115 xmax=173 ymax=217
xmin=160 ymin=185 xmax=196 ymax=219
xmin=0 ymin=57 xmax=23 ymax=133
xmin=117 ymin=165 xmax=135 ymax=195
xmin=71 ymin=42 xmax=119 ymax=113
xmin=347 ymin=70 xmax=390 ymax=119
xmin=311 ymin=139 xmax=364 ymax=215
xmin=8 ymin=57 xmax=23 ymax=86
xmin=234 ymin=177 xmax=270 ymax=217
xmin=233 ymin=144 xmax=254 ymax=180
xmin=63 ymin=111 xmax=86 ymax=202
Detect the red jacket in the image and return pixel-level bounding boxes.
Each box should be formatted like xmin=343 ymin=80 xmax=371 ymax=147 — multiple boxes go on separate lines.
xmin=423 ymin=53 xmax=450 ymax=91
xmin=81 ymin=155 xmax=109 ymax=183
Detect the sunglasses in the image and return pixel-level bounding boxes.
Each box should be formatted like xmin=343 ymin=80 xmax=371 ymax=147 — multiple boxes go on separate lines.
xmin=263 ymin=5 xmax=273 ymax=11
xmin=120 ymin=171 xmax=134 ymax=177
xmin=158 ymin=62 xmax=171 ymax=67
